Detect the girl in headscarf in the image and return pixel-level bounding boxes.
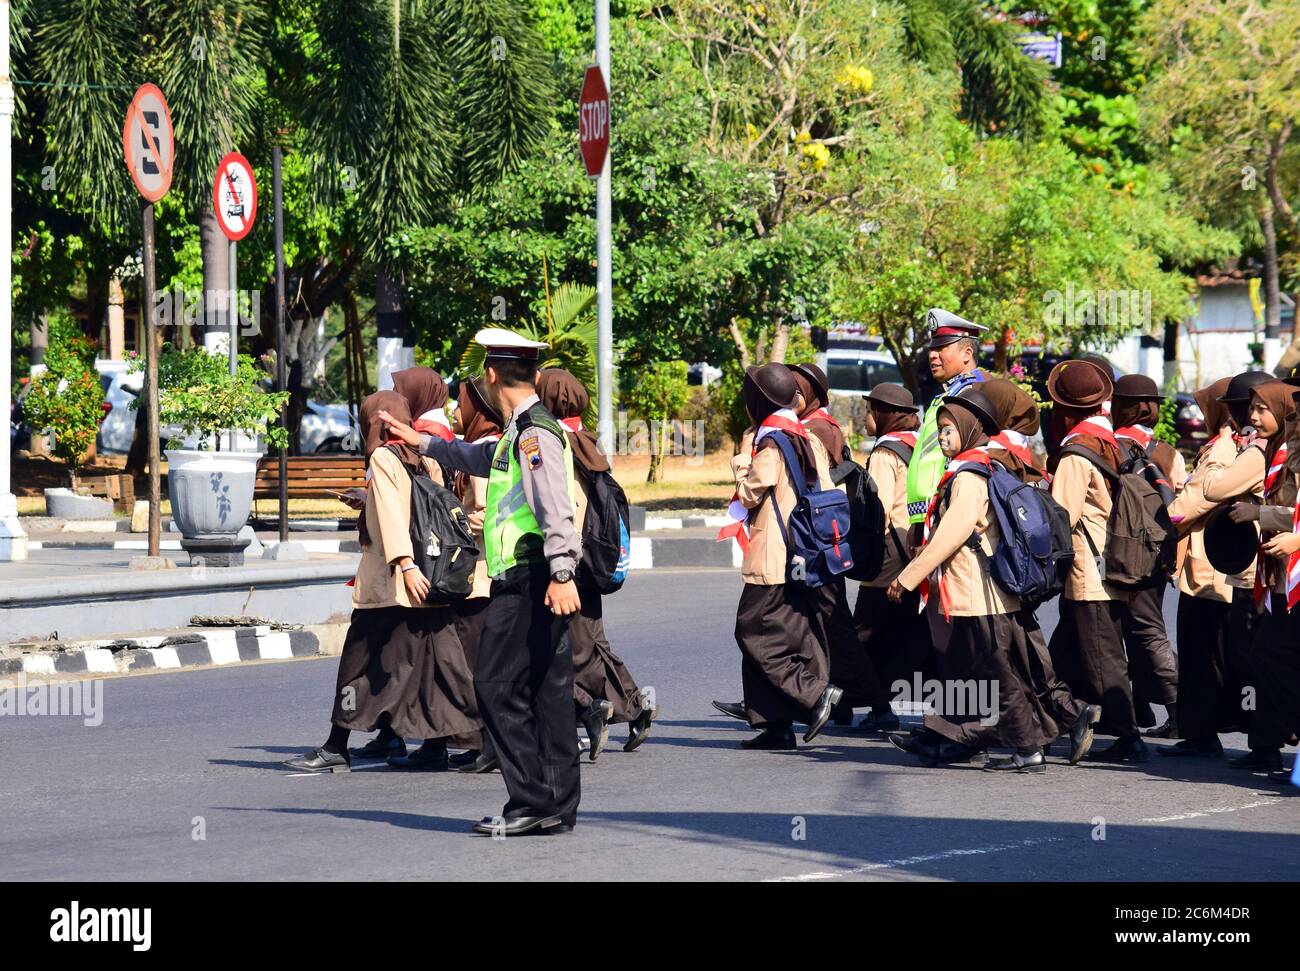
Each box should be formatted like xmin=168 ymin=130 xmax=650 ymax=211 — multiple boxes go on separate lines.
xmin=1162 ymin=377 xmax=1248 ymax=759
xmin=536 ymin=368 xmax=654 ymax=757
xmin=981 ymin=377 xmax=1045 ymax=485
xmin=888 ymin=388 xmax=1098 ymax=772
xmin=283 ymin=391 xmax=479 ymax=773
xmin=391 ymin=366 xmax=454 ymax=441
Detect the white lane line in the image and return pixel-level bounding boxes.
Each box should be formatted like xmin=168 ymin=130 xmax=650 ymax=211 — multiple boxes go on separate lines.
xmin=766 ymin=837 xmax=1065 ymax=882
xmin=1142 ymin=794 xmax=1284 ymax=823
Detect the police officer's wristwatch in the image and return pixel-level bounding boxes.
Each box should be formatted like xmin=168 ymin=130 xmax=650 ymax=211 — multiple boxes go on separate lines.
xmin=551 ymin=568 xmax=574 ymax=584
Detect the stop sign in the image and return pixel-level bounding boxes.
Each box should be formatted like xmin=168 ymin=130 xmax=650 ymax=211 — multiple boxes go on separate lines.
xmin=578 ymin=65 xmax=609 ymax=178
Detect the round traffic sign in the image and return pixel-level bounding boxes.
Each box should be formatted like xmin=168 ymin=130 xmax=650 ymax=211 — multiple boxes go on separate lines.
xmin=121 ymin=84 xmax=175 ymax=202
xmin=578 ymin=65 xmax=609 ymax=178
xmin=213 ymin=152 xmax=258 ymax=241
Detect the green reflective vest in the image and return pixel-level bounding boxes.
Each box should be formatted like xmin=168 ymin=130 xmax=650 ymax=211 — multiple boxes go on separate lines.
xmin=905 ymin=369 xmax=986 ymax=524
xmin=483 ymin=407 xmax=575 ymax=578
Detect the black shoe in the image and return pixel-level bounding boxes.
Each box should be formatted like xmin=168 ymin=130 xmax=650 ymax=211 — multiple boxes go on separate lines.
xmin=579 ymin=699 xmax=613 ymax=762
xmin=740 ymin=728 xmax=796 ymax=750
xmin=831 ymin=699 xmax=855 ymax=726
xmin=1088 ymin=735 xmax=1149 ymax=764
xmin=1265 ymin=768 xmax=1295 ymax=786
xmin=283 ymin=747 xmax=350 ymax=773
xmin=984 ymin=749 xmax=1046 ymax=774
xmin=1143 ymin=719 xmax=1179 ymax=739
xmin=471 ymin=815 xmax=563 ymax=837
xmin=1068 ymin=704 xmax=1102 ymax=765
xmin=349 ymin=735 xmax=406 ymax=761
xmin=387 ymin=742 xmax=449 ymax=771
xmin=712 ymin=700 xmax=748 ymax=721
xmin=888 ymin=731 xmax=940 ymax=766
xmin=937 ymin=742 xmax=987 ymax=765
xmin=1227 ymin=748 xmax=1284 ymax=772
xmin=1157 ymin=737 xmax=1223 ymax=758
xmin=456 ymin=751 xmax=499 ymax=773
xmin=853 ymin=708 xmax=901 ymax=734
xmin=448 ymin=749 xmax=481 ymax=768
xmin=542 ymin=813 xmax=578 ymax=835
xmin=624 ymin=708 xmax=653 ymax=752
xmin=803 ymin=686 xmax=844 ymax=743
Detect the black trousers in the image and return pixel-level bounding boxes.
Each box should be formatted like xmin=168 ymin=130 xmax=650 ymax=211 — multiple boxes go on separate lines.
xmin=817 ymin=578 xmax=892 ymax=711
xmin=1247 ymin=593 xmax=1300 ymax=751
xmin=1123 ymin=584 xmax=1178 ymax=726
xmin=1174 ymin=594 xmax=1242 ymax=740
xmin=1048 ymin=598 xmax=1137 ymax=737
xmin=475 ymin=562 xmax=580 ymax=822
xmin=1228 ymin=586 xmax=1259 ymax=733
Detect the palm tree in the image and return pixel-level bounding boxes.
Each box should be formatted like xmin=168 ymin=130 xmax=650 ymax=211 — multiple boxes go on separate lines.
xmin=295 ymin=0 xmax=554 ymax=388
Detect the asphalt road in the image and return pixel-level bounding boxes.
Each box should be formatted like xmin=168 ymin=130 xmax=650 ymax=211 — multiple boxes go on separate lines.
xmin=1 ymin=569 xmax=1296 ymax=882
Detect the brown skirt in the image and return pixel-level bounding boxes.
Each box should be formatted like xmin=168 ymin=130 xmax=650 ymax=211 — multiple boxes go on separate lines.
xmin=1175 ymin=593 xmax=1243 ymax=739
xmin=854 ymin=585 xmax=935 ymax=694
xmin=447 ymin=597 xmax=490 ymax=749
xmin=570 ymin=579 xmax=644 ymax=722
xmin=735 ymin=582 xmax=828 ymax=729
xmin=1247 ymin=594 xmax=1300 ymax=750
xmin=815 ymin=578 xmax=891 ymax=711
xmin=330 ymin=606 xmax=481 ymax=741
xmin=925 ymin=611 xmax=1078 ymax=750
xmin=1123 ymin=584 xmax=1178 ymax=726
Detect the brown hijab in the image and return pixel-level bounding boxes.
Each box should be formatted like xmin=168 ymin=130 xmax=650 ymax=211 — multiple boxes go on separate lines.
xmin=457 ymin=377 xmax=503 ymax=444
xmin=937 ymin=402 xmax=990 ymax=455
xmin=358 ymin=390 xmax=421 ymax=547
xmin=871 ymin=402 xmax=920 ymax=439
xmin=536 ymin=368 xmax=609 ymax=473
xmin=1111 ymin=396 xmax=1159 ymax=431
xmin=982 ymin=378 xmax=1042 ymax=483
xmin=1250 ymin=381 xmax=1298 ymax=496
xmin=1194 ymin=377 xmax=1233 ymax=441
xmin=792 ymin=370 xmax=846 ymax=464
xmin=1048 ymin=404 xmax=1121 ymax=474
xmin=391 ymin=367 xmax=448 ymax=420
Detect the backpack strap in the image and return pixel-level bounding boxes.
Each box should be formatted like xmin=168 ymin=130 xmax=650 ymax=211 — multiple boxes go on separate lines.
xmin=1056 ymin=444 xmax=1120 ymax=484
xmin=763 ymin=431 xmax=814 ymax=552
xmin=873 ymin=439 xmax=915 ymax=466
xmin=515 ymin=403 xmax=568 ymax=455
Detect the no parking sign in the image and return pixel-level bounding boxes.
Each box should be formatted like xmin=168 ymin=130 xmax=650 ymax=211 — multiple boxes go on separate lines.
xmin=212 ymin=152 xmax=258 ymax=241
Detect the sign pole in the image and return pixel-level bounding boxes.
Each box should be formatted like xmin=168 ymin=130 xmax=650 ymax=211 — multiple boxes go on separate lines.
xmin=594 ymin=0 xmax=614 ymax=460
xmin=228 ymin=237 xmax=237 ymax=451
xmin=273 ymin=146 xmax=288 ymax=544
xmin=142 ymin=201 xmax=161 ymax=557
xmin=0 ymin=0 xmax=27 ymax=561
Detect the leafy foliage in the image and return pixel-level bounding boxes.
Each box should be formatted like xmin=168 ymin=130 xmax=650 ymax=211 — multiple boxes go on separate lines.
xmin=22 ymin=316 xmax=106 ymax=475
xmin=619 ymin=359 xmax=691 ymax=482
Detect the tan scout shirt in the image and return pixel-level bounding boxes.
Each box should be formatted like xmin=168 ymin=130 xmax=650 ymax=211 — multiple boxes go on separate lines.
xmin=731 ymin=432 xmax=833 ymax=585
xmin=1203 ymin=444 xmax=1266 ymax=589
xmin=353 ymin=448 xmax=445 ymax=610
xmin=459 ymin=472 xmax=492 ymax=600
xmin=1051 ymin=453 xmax=1118 ymax=602
xmin=864 ymin=446 xmax=912 ymax=588
xmin=896 ymin=471 xmax=1019 ymax=616
xmin=1170 ymin=434 xmax=1235 ymax=602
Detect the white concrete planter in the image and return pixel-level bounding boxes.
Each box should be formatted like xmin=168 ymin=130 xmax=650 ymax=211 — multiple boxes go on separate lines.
xmin=165 ymin=449 xmax=263 ymax=539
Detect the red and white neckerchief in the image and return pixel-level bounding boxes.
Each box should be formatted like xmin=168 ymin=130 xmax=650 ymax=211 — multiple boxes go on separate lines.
xmin=802 ymin=408 xmax=841 ymax=430
xmin=1255 ymin=442 xmax=1291 ymax=611
xmin=413 ymin=407 xmax=454 ymax=442
xmin=1114 ymin=423 xmax=1154 ymax=452
xmin=559 ymin=416 xmax=582 ymax=433
xmin=716 ymin=409 xmax=809 ymax=553
xmin=989 ymin=428 xmax=1040 ymax=475
xmin=876 ymin=430 xmax=918 ymax=451
xmin=916 ymin=446 xmax=991 ymax=619
xmin=1061 ymin=414 xmax=1119 ymax=451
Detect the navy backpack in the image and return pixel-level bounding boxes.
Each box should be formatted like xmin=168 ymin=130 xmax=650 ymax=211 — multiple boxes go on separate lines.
xmin=765 ymin=432 xmax=854 ymax=588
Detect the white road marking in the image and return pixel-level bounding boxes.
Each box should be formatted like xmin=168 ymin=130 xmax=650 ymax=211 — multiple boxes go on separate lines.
xmin=766 ymin=837 xmax=1065 ymax=882
xmin=1142 ymin=794 xmax=1284 ymax=823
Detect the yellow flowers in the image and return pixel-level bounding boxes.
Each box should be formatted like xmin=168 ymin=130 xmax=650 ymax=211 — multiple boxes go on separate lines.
xmin=836 ymin=64 xmax=874 ymax=93
xmin=747 ymin=122 xmax=760 ymax=143
xmin=800 ymin=139 xmax=829 ymax=171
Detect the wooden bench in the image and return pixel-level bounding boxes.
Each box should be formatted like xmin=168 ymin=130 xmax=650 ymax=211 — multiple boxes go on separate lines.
xmin=71 ymin=472 xmax=136 ymax=513
xmin=254 ymin=454 xmax=367 ymax=499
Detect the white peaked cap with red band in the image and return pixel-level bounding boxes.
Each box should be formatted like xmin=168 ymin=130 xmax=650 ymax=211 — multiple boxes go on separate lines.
xmin=475 ymin=327 xmax=550 ymax=359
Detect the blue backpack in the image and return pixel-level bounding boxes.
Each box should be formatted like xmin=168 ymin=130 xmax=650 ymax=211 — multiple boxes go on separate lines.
xmin=949 ymin=463 xmax=1073 ymax=609
xmin=765 ymin=431 xmax=854 ymax=588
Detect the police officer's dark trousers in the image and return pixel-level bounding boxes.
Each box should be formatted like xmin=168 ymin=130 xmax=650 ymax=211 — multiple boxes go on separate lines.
xmin=475 ymin=560 xmax=581 ymax=821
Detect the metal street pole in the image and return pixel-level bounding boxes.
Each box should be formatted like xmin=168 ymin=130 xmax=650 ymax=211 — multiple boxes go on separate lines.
xmin=228 ymin=238 xmax=238 ymax=450
xmin=594 ymin=0 xmax=614 ymax=460
xmin=142 ymin=202 xmax=161 ymax=557
xmin=273 ymin=146 xmax=288 ymax=544
xmin=0 ymin=0 xmax=27 ymax=560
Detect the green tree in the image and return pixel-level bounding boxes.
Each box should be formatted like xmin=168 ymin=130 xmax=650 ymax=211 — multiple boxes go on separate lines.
xmin=620 ymin=359 xmax=690 ymax=483
xmin=21 ymin=317 xmax=106 ymax=482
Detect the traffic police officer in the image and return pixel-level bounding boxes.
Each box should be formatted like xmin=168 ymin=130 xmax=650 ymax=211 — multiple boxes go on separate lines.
xmin=380 ymin=328 xmax=583 ymax=837
xmin=905 ymin=309 xmax=989 ymax=528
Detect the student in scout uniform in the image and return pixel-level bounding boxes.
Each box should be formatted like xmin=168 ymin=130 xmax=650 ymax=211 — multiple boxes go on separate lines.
xmin=716 ymin=363 xmax=842 ymax=751
xmin=905 ymin=309 xmax=988 ymax=532
xmin=851 ymin=383 xmax=924 ymax=734
xmin=1222 ymin=381 xmax=1300 ymax=777
xmin=1160 ymin=378 xmax=1241 ymax=758
xmin=380 ymin=329 xmax=582 ymax=837
xmin=284 ymin=391 xmax=479 ymax=773
xmin=886 ymin=388 xmax=1097 ymax=773
xmin=1043 ymin=360 xmax=1145 ymax=763
xmin=1110 ymin=375 xmax=1184 ymax=739
xmin=536 ymin=368 xmax=654 ymax=759
xmin=787 ymin=362 xmax=891 ymax=728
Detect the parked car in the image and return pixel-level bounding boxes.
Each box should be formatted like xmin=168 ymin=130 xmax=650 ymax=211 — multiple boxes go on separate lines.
xmin=826 ymin=346 xmax=903 ymax=397
xmin=300 ymin=399 xmax=360 ymax=454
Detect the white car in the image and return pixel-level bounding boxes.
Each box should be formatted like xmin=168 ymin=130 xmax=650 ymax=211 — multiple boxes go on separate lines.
xmin=825 ymin=346 xmax=902 ymax=397
xmin=299 ymin=399 xmax=360 ymax=454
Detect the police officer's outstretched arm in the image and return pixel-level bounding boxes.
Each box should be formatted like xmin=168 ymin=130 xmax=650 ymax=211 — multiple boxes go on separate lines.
xmin=378 ymin=409 xmax=494 ymax=477
xmin=517 ymin=425 xmax=583 ymax=616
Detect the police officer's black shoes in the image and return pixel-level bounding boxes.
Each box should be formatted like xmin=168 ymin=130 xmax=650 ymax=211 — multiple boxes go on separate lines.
xmin=937 ymin=742 xmax=987 ymax=765
xmin=349 ymin=735 xmax=406 ymax=761
xmin=1068 ymin=704 xmax=1102 ymax=765
xmin=387 ymin=741 xmax=449 ymax=771
xmin=1227 ymin=748 xmax=1283 ymax=772
xmin=984 ymin=748 xmax=1046 ymax=774
xmin=712 ymin=700 xmax=748 ymax=721
xmin=741 ymin=728 xmax=796 ymax=750
xmin=853 ymin=708 xmax=900 ymax=733
xmin=283 ymin=747 xmax=350 ymax=773
xmin=803 ymin=685 xmax=843 ymax=743
xmin=887 ymin=731 xmax=940 ymax=767
xmin=831 ymin=700 xmax=855 ymax=726
xmin=471 ymin=814 xmax=563 ymax=837
xmin=1088 ymin=734 xmax=1149 ymax=763
xmin=448 ymin=748 xmax=481 ymax=768
xmin=580 ymin=699 xmax=614 ymax=762
xmin=1157 ymin=736 xmax=1223 ymax=758
xmin=624 ymin=708 xmax=653 ymax=752
xmin=455 ymin=750 xmax=500 ymax=773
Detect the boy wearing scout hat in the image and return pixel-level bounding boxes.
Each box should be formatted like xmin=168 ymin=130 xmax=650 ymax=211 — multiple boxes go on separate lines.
xmin=905 ymin=309 xmax=988 ymax=531
xmin=381 ymin=327 xmax=583 ymax=836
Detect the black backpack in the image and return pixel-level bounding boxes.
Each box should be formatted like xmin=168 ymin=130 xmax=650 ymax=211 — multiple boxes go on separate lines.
xmin=1057 ymin=444 xmax=1177 ymax=590
xmin=576 ymin=462 xmax=632 ymax=595
xmin=843 ymin=438 xmax=912 ymax=582
xmin=392 ymin=448 xmax=479 ymax=601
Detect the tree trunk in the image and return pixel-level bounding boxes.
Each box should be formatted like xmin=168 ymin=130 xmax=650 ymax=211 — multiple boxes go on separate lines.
xmin=375 ymin=265 xmax=408 ymax=390
xmin=993 ymin=330 xmax=1009 ymax=373
xmin=107 ymin=275 xmax=126 ymax=360
xmin=647 ymin=416 xmax=666 ymax=484
xmin=30 ymin=313 xmax=48 ymax=368
xmin=200 ymin=209 xmax=230 ymax=354
xmin=768 ymin=318 xmax=790 ymax=363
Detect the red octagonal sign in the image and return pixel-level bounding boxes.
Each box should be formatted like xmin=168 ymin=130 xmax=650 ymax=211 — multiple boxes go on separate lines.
xmin=578 ymin=65 xmax=609 ymax=178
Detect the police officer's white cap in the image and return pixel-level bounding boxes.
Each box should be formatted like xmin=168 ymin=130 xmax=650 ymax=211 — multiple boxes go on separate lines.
xmin=925 ymin=308 xmax=986 ymax=349
xmin=474 ymin=327 xmax=550 ymax=360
